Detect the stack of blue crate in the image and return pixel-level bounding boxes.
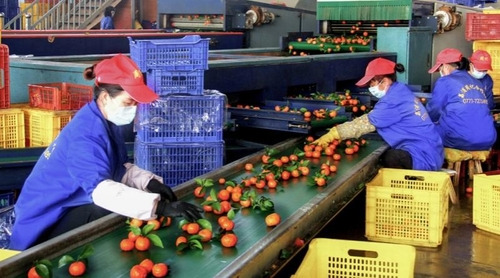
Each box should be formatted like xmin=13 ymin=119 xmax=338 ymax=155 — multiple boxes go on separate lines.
xmin=130 ymin=35 xmax=226 ymax=187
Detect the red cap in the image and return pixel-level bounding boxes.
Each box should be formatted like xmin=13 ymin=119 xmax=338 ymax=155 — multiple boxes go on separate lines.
xmin=356 ymin=58 xmax=396 ymax=87
xmin=428 ymin=48 xmax=462 ymax=73
xmin=94 ymin=54 xmax=158 ymax=103
xmin=470 ymin=50 xmax=493 ymax=71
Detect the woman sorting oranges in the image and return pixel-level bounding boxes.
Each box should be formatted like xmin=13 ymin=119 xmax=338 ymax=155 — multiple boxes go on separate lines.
xmin=426 ymin=48 xmax=496 ymax=152
xmin=314 ymin=57 xmax=444 ymax=171
xmin=10 ymin=55 xmax=202 ymax=251
xmin=468 ymin=49 xmax=495 ymax=110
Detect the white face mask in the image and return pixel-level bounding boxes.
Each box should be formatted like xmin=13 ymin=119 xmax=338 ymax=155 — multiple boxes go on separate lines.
xmin=104 ymin=96 xmax=137 ymax=126
xmin=368 ymin=80 xmax=386 ymax=99
xmin=471 ymin=67 xmax=487 ymax=79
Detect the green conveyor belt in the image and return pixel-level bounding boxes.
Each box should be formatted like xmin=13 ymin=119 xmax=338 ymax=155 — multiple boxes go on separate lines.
xmin=2 ymin=138 xmax=387 ymax=278
xmin=289 ymin=41 xmax=371 ymax=53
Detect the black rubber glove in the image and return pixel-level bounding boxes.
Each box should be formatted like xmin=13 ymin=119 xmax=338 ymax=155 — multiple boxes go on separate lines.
xmin=156 ymin=200 xmax=203 ymax=222
xmin=147 ymin=179 xmax=177 ymax=202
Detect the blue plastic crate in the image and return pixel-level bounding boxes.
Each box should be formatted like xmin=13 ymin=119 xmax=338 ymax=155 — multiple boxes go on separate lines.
xmin=136 ymin=90 xmax=227 ymax=143
xmin=134 ymin=140 xmax=224 ymax=187
xmin=441 ymin=0 xmax=486 ymax=7
xmin=129 ymin=35 xmax=210 ymax=72
xmin=0 ymin=192 xmax=14 ymax=209
xmin=146 ymin=69 xmax=204 ymax=96
xmin=0 ymin=205 xmax=15 ymax=249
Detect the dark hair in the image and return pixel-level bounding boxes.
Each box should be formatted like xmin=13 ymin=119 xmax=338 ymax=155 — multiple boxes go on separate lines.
xmin=104 ymin=6 xmax=115 ymax=17
xmin=373 ymin=63 xmax=405 ymax=82
xmin=451 ymin=57 xmax=469 ymax=71
xmin=83 ymin=65 xmax=124 ymax=100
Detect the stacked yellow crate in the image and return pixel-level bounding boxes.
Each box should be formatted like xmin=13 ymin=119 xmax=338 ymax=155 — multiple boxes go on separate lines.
xmin=466 ymin=11 xmax=500 ymax=95
xmin=24 ymin=82 xmax=93 ymax=147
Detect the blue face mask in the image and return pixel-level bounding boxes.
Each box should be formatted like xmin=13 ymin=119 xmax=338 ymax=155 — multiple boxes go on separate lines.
xmin=105 ymin=96 xmax=137 ymax=126
xmin=368 ymin=80 xmax=386 ymax=99
xmin=471 ymin=68 xmax=487 ymax=79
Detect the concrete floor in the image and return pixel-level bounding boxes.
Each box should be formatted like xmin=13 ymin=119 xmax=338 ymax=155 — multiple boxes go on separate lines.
xmin=276 ymin=187 xmax=500 ymax=278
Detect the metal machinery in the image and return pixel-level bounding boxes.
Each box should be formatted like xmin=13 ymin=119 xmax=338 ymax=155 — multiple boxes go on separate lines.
xmin=156 ymin=0 xmax=318 ymax=48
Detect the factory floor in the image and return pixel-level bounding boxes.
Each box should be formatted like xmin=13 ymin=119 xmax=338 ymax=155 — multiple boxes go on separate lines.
xmin=274 ymin=184 xmax=500 ymax=278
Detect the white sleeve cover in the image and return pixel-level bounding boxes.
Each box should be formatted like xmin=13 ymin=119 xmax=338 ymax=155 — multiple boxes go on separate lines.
xmin=92 ymin=179 xmax=160 ymax=220
xmin=122 ymin=163 xmax=164 ymax=190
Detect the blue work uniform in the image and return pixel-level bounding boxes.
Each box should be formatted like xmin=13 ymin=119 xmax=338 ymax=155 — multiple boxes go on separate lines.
xmin=479 ymin=73 xmax=494 ymax=110
xmin=427 ymin=70 xmax=496 ymax=151
xmin=368 ymin=82 xmax=444 ymax=171
xmin=9 ymin=101 xmax=128 ymax=250
xmin=100 ymin=16 xmax=114 ymax=30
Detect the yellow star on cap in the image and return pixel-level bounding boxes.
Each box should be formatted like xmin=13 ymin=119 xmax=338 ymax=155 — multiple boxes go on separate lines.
xmin=133 ymin=69 xmax=142 ymax=79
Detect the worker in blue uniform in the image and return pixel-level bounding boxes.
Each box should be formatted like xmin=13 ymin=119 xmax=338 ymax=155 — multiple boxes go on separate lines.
xmin=426 ymin=48 xmax=496 ymax=151
xmin=314 ymin=57 xmax=444 ymax=171
xmin=468 ymin=50 xmax=494 ymax=110
xmin=100 ymin=6 xmax=115 ymax=30
xmin=9 ymin=54 xmax=203 ymax=251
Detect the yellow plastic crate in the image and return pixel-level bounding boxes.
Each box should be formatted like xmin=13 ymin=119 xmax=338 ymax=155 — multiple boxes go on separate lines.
xmin=473 ymin=40 xmax=500 ymax=70
xmin=23 ymin=107 xmax=74 ymax=147
xmin=365 ymin=168 xmax=450 ymax=247
xmin=473 ymin=174 xmax=500 ymax=235
xmin=292 ymin=238 xmax=416 ymax=278
xmin=0 ymin=108 xmax=25 ymax=149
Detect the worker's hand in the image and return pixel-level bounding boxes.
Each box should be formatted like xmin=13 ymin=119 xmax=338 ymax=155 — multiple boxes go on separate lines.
xmin=312 ymin=127 xmax=340 ymax=148
xmin=147 ymin=179 xmax=177 ymax=202
xmin=156 ymin=200 xmax=203 ymax=222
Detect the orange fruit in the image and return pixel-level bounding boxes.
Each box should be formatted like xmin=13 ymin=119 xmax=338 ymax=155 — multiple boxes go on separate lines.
xmin=240 ymin=199 xmax=251 ymax=208
xmin=333 ymin=154 xmax=341 ymax=161
xmin=186 ymin=223 xmax=201 ymax=235
xmin=135 ymin=236 xmax=151 ymax=251
xmin=221 ymin=233 xmax=238 ymax=247
xmin=68 ymin=261 xmax=86 ymax=277
xmin=265 ymin=212 xmax=281 ymax=227
xmin=329 ymin=165 xmax=337 ymax=173
xmin=255 ymin=179 xmax=266 ymax=189
xmin=273 ymin=160 xmax=283 ymax=167
xmin=218 ymin=178 xmax=226 ymax=185
xmin=28 ymin=267 xmax=41 ymax=278
xmin=217 ymin=189 xmax=230 ymax=201
xmin=152 ymin=263 xmax=169 ymax=277
xmin=193 ymin=186 xmax=205 ymax=198
xmin=139 ymin=259 xmax=154 ymax=273
xmin=316 ymin=177 xmax=327 ymax=187
xmin=120 ymin=238 xmax=135 ymax=251
xmin=231 ymin=191 xmax=242 ymax=202
xmin=147 ymin=219 xmax=161 ymax=231
xmin=262 ymin=155 xmax=270 ymax=164
xmin=281 ymin=170 xmax=291 ymax=181
xmin=345 ymin=148 xmax=354 ymax=155
xmin=175 ymin=236 xmax=188 ymax=247
xmin=312 ymin=151 xmax=321 ymax=158
xmin=129 ymin=218 xmax=143 ymax=227
xmin=218 ymin=216 xmax=230 ymax=226
xmin=160 ymin=216 xmax=172 ymax=227
xmin=198 ymin=228 xmax=213 ymax=242
xmin=244 ymin=163 xmax=254 ymax=171
xmin=291 ymin=169 xmax=300 ymax=178
xmin=130 ymin=265 xmax=148 ymax=278
xmin=265 ymin=172 xmax=275 ymax=181
xmin=267 ymin=179 xmax=277 ymax=189
xmin=289 ymin=154 xmax=299 ymax=161
xmin=220 ymin=219 xmax=235 ymax=231
xmin=280 ymin=156 xmax=290 ymax=164
xmin=128 ymin=231 xmax=139 ymax=242
xmin=220 ymin=200 xmax=231 ymax=213
xmin=299 ymin=167 xmax=310 ymax=176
